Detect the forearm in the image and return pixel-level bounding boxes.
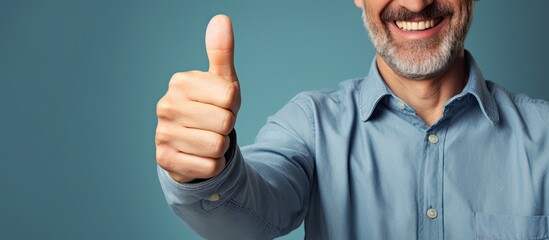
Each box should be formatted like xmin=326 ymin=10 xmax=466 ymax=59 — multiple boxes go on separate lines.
xmin=158 ymin=147 xmax=278 ymax=239
xmin=158 ymin=145 xmax=310 ymax=239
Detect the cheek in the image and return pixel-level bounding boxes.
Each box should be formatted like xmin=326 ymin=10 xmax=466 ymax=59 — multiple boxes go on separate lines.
xmin=364 ymin=7 xmax=383 ymax=28
xmin=458 ymin=0 xmax=474 ymax=21
xmin=362 ymin=0 xmax=394 ymax=35
xmin=367 ymin=1 xmax=398 ymax=29
xmin=455 ymin=4 xmax=473 ymax=28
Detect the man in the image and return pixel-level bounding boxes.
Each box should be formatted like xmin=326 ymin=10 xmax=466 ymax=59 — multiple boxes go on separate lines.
xmin=156 ymin=0 xmax=549 ymax=239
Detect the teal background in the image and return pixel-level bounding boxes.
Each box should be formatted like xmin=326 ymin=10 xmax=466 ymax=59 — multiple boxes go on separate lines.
xmin=1 ymin=1 xmax=548 ymax=239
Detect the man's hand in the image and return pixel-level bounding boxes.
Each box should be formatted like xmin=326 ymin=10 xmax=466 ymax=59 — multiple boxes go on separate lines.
xmin=156 ymin=15 xmax=241 ymax=183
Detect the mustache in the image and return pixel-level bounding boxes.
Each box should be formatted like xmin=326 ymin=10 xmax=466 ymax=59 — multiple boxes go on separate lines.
xmin=381 ymin=3 xmax=454 ymax=21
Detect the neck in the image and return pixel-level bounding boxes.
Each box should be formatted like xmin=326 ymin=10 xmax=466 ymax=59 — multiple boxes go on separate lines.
xmin=376 ymin=50 xmax=468 ymax=126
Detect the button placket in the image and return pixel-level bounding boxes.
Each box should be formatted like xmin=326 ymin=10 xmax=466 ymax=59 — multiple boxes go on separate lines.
xmin=419 ymin=129 xmax=445 ymax=239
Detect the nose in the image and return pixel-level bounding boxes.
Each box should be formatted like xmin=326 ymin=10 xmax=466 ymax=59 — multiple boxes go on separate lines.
xmin=395 ymin=0 xmax=435 ymax=13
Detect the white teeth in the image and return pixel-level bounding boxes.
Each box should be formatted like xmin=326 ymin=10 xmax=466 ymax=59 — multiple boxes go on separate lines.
xmin=396 ymin=19 xmax=438 ymax=31
xmin=411 ymin=22 xmax=418 ymax=30
xmin=418 ymin=21 xmax=425 ymax=30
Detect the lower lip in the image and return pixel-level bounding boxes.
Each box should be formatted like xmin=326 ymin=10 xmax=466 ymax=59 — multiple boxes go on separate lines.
xmin=388 ymin=17 xmax=448 ymax=40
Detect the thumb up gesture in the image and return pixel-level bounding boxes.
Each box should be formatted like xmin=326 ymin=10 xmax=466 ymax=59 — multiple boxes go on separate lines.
xmin=156 ymin=15 xmax=241 ymax=183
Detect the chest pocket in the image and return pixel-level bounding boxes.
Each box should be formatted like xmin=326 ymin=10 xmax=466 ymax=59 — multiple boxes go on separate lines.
xmin=475 ymin=212 xmax=549 ymax=240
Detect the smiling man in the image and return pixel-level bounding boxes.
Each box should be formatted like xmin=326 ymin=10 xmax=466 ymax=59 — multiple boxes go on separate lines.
xmin=156 ymin=0 xmax=549 ymax=239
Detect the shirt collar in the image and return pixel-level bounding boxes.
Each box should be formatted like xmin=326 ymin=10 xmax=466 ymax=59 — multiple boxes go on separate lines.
xmin=359 ymin=50 xmax=499 ymax=125
xmin=359 ymin=57 xmax=392 ymax=122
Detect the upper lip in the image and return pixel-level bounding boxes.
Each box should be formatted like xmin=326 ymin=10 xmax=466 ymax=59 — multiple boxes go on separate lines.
xmin=396 ymin=17 xmax=437 ymax=22
xmin=392 ymin=16 xmax=444 ymax=22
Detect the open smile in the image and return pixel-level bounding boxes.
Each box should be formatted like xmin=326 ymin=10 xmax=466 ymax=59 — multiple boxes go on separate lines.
xmin=386 ymin=16 xmax=449 ymax=40
xmin=394 ymin=17 xmax=444 ymax=31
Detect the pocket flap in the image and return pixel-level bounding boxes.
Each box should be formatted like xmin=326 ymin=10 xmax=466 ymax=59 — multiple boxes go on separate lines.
xmin=475 ymin=212 xmax=549 ymax=240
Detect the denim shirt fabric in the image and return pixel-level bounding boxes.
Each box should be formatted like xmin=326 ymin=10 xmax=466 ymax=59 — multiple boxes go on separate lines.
xmin=158 ymin=51 xmax=549 ymax=239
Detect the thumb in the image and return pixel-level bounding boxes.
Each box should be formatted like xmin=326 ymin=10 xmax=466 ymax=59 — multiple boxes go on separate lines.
xmin=206 ymin=14 xmax=237 ymax=82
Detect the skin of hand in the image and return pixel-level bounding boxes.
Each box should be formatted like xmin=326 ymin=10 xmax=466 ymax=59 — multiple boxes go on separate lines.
xmin=155 ymin=15 xmax=241 ymax=183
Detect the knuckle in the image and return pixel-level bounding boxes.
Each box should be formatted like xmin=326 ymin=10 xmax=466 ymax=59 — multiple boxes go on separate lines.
xmin=155 ymin=125 xmax=171 ymax=145
xmin=219 ymin=111 xmax=235 ymax=134
xmin=202 ymin=159 xmax=225 ymax=177
xmin=156 ymin=154 xmax=168 ymax=169
xmin=156 ymin=98 xmax=174 ymax=119
xmin=168 ymin=79 xmax=180 ymax=90
xmin=169 ymin=71 xmax=192 ymax=88
xmin=205 ymin=134 xmax=227 ymax=157
xmin=221 ymin=82 xmax=238 ymax=108
xmin=155 ymin=148 xmax=173 ymax=169
xmin=156 ymin=148 xmax=197 ymax=183
xmin=171 ymin=71 xmax=188 ymax=80
xmin=168 ymin=72 xmax=182 ymax=87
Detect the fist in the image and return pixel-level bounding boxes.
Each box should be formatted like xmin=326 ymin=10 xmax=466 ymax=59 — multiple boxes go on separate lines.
xmin=156 ymin=15 xmax=241 ymax=183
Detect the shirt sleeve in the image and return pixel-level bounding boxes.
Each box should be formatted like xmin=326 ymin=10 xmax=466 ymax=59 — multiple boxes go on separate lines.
xmin=157 ymin=95 xmax=316 ymax=239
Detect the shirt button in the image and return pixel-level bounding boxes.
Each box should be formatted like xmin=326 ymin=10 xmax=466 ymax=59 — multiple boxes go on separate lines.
xmin=428 ymin=134 xmax=439 ymax=144
xmin=427 ymin=208 xmax=438 ymax=219
xmin=396 ymin=101 xmax=406 ymax=110
xmin=208 ymin=194 xmax=221 ymax=201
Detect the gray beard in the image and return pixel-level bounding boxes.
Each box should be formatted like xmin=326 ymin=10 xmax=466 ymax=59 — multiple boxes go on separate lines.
xmin=362 ymin=12 xmax=465 ymax=80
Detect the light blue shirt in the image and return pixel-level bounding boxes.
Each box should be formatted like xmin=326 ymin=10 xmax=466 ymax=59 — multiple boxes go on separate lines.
xmin=159 ymin=52 xmax=549 ymax=239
